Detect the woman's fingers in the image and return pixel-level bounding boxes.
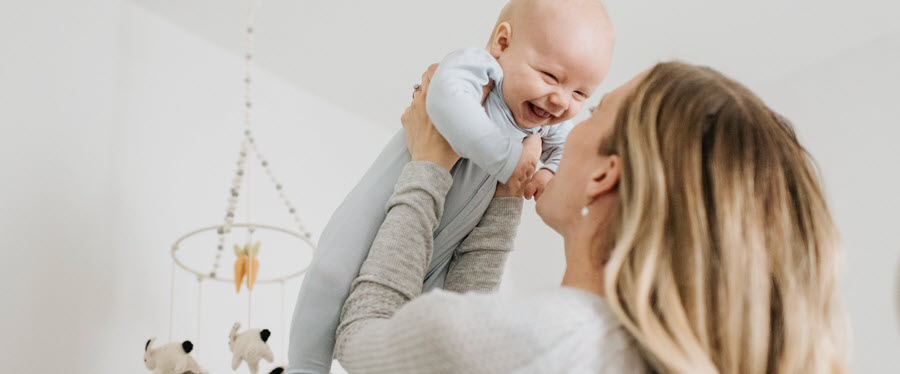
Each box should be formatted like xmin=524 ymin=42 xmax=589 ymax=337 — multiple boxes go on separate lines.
xmin=422 ymin=63 xmax=439 ymax=90
xmin=416 ymin=63 xmax=439 ymax=100
xmin=410 ymin=64 xmax=438 ymax=118
xmin=401 ymin=63 xmax=459 ymax=171
xmin=400 ymin=105 xmax=411 ymax=128
xmin=408 ymin=63 xmax=439 ymax=107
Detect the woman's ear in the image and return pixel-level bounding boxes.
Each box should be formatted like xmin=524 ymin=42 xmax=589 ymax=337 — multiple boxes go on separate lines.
xmin=489 ymin=22 xmax=512 ymax=59
xmin=585 ymin=155 xmax=621 ymax=200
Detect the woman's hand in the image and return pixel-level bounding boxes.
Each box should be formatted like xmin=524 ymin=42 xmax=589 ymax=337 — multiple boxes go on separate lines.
xmin=401 ymin=64 xmax=460 ymax=172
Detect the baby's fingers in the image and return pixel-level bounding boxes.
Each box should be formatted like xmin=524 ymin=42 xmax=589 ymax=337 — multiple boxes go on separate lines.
xmin=533 ymin=184 xmax=545 ymax=201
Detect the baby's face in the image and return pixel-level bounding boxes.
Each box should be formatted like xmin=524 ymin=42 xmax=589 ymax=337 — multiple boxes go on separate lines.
xmin=494 ymin=2 xmax=614 ymax=129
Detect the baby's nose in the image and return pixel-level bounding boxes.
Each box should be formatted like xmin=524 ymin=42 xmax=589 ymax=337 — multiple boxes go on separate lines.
xmin=547 ymin=93 xmax=568 ymax=116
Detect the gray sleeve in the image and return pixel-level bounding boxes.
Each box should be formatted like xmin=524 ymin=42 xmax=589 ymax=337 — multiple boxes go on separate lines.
xmin=334 ymin=162 xmax=524 ymax=372
xmin=334 ymin=161 xmax=451 ymax=358
xmin=538 ymin=119 xmax=574 ymax=173
xmin=444 ymin=197 xmax=523 ymax=294
xmin=426 ymin=47 xmax=522 ymax=184
xmin=336 ymin=289 xmax=517 ymax=373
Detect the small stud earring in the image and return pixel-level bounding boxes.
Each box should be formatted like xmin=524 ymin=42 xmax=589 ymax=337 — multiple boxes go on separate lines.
xmin=580 ymin=206 xmax=589 ymax=216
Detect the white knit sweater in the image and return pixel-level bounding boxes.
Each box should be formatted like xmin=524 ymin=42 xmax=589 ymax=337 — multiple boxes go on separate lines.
xmin=334 ymin=162 xmax=648 ymax=373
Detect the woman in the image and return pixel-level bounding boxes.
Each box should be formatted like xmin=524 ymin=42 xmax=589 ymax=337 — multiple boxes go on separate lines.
xmin=333 ymin=62 xmax=849 ymax=373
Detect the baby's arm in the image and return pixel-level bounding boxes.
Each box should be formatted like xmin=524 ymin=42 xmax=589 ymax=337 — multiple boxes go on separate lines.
xmin=538 ymin=119 xmax=575 ymax=174
xmin=523 ymin=120 xmax=575 ymax=200
xmin=426 ymin=47 xmax=523 ymax=184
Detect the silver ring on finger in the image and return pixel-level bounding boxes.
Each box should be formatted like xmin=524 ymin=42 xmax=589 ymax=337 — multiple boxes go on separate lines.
xmin=413 ymin=83 xmax=422 ymax=99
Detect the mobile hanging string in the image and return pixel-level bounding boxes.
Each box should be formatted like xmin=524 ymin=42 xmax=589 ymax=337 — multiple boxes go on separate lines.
xmin=164 ymin=0 xmax=317 ymax=368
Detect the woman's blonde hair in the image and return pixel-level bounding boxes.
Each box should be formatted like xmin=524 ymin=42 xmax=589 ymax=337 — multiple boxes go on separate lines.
xmin=600 ymin=62 xmax=849 ymax=373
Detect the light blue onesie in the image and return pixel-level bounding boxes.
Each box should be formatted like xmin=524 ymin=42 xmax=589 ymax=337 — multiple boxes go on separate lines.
xmin=287 ymin=47 xmax=574 ymax=374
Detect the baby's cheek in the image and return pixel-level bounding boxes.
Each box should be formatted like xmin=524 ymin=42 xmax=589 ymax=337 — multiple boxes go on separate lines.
xmin=566 ymin=103 xmax=585 ymax=121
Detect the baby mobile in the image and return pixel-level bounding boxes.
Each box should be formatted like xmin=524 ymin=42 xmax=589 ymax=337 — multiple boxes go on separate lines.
xmin=143 ymin=1 xmax=316 ymax=373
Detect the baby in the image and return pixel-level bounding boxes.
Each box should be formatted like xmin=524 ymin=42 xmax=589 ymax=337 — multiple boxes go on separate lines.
xmin=288 ymin=0 xmax=614 ymax=373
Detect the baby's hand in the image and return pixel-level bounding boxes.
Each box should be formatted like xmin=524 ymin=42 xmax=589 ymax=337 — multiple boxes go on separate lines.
xmin=523 ymin=168 xmax=554 ymax=201
xmin=506 ymin=135 xmax=542 ymax=197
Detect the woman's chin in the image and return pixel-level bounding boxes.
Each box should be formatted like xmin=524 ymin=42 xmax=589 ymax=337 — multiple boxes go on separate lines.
xmin=534 ymin=198 xmax=557 ymax=231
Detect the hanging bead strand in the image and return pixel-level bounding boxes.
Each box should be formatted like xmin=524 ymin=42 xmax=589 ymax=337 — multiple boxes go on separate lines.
xmin=210 ymin=0 xmax=260 ymax=279
xmin=249 ymin=142 xmax=313 ymax=240
xmin=243 ymin=0 xmax=257 ymax=246
xmin=210 ymin=138 xmax=250 ymax=278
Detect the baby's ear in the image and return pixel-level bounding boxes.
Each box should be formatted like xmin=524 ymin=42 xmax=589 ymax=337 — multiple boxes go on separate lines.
xmin=489 ymin=22 xmax=512 ymax=58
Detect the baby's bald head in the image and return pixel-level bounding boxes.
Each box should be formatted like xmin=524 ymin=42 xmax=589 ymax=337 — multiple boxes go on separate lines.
xmin=488 ymin=0 xmax=614 ymax=49
xmin=484 ymin=0 xmax=615 ymax=129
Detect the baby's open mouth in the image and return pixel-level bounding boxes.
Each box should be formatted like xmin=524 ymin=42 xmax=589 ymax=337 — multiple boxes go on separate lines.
xmin=528 ymin=101 xmax=552 ymax=119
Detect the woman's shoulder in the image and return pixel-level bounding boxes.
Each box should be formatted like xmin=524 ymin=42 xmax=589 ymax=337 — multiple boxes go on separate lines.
xmin=406 ymin=287 xmax=619 ymax=330
xmin=399 ymin=287 xmax=648 ymax=373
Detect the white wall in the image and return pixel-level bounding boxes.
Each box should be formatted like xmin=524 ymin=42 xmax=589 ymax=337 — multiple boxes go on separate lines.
xmin=1 ymin=1 xmax=898 ymax=373
xmin=0 ymin=1 xmax=390 ymax=372
xmin=0 ymin=0 xmax=123 ymax=371
xmin=112 ymin=3 xmax=394 ymax=373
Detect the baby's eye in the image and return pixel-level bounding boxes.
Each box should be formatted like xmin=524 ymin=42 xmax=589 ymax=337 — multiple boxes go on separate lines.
xmin=574 ymin=91 xmax=588 ymax=100
xmin=542 ymin=71 xmax=559 ymax=84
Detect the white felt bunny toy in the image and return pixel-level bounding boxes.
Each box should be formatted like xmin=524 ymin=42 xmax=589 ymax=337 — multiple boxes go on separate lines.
xmin=143 ymin=337 xmax=208 ymax=374
xmin=229 ymin=322 xmax=275 ymax=374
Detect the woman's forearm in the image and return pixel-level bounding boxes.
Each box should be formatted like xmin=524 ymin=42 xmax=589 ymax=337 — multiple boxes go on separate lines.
xmin=334 ymin=161 xmax=452 ymax=358
xmin=444 ymin=197 xmax=524 ymax=293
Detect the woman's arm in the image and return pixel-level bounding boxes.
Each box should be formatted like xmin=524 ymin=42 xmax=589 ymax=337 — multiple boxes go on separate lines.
xmin=444 ymin=163 xmax=528 ymax=294
xmin=335 ymin=161 xmax=452 ymax=355
xmin=334 ymin=162 xmax=526 ymax=373
xmin=444 ymin=196 xmax=523 ymax=293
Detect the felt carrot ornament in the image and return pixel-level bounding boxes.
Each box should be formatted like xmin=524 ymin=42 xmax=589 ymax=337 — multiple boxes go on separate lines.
xmin=233 ymin=241 xmax=261 ymax=293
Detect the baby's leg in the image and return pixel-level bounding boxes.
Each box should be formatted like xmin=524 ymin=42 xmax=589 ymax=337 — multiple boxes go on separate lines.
xmin=287 ymin=130 xmax=409 ymax=374
xmin=423 ymin=159 xmax=498 ymax=290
